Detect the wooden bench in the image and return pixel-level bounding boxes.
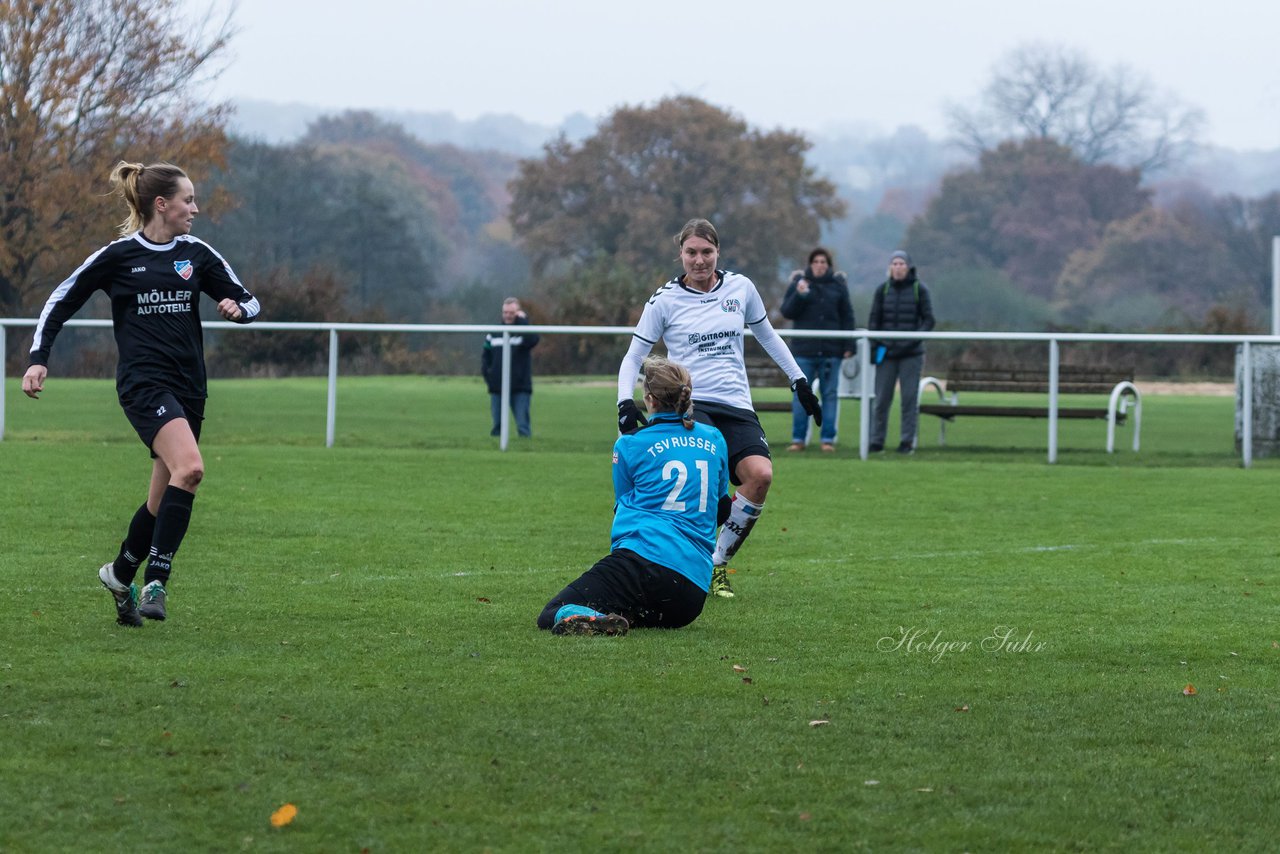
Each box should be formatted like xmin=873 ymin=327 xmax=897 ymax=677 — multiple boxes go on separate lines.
xmin=917 ymin=365 xmax=1142 ymax=452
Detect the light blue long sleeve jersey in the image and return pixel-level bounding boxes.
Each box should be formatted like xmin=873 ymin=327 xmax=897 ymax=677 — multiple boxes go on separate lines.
xmin=611 ymin=413 xmax=730 ymax=592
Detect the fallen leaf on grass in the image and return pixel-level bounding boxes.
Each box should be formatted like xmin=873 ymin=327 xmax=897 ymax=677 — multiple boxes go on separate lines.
xmin=742 ymin=677 xmax=753 ymax=684
xmin=476 ymin=597 xmax=491 ymax=604
xmin=955 ymin=704 xmax=970 ymax=712
xmin=799 ymin=812 xmax=811 ymax=821
xmin=1182 ymin=684 xmax=1197 ymax=696
xmin=809 ymin=720 xmax=830 ymax=727
xmin=270 ymin=804 xmax=298 ymax=828
xmin=732 ymin=664 xmax=747 ymax=673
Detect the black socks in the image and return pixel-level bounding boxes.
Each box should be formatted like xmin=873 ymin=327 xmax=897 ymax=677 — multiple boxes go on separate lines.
xmin=113 ymin=503 xmax=156 ymax=585
xmin=143 ymin=485 xmax=195 ymax=587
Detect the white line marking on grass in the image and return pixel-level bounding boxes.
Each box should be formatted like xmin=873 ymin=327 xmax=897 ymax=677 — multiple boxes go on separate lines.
xmin=440 ymin=567 xmax=567 ymax=579
xmin=881 ymin=537 xmax=1234 ymax=563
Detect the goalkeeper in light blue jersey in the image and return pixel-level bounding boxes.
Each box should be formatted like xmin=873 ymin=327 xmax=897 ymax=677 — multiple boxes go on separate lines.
xmin=537 ymin=356 xmax=730 ymax=636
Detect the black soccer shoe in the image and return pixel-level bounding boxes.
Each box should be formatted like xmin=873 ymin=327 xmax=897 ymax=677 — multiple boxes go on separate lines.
xmin=551 ymin=613 xmax=630 ymax=636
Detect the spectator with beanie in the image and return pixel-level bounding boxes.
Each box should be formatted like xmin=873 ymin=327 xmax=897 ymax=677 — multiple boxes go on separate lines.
xmin=780 ymin=247 xmax=855 ymax=452
xmin=868 ymin=250 xmax=936 ymax=454
xmin=482 ymin=297 xmax=540 ymax=438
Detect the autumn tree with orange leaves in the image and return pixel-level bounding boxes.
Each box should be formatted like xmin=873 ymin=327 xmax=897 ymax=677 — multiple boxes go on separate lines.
xmin=510 ymin=96 xmax=846 ymax=292
xmin=0 ymin=0 xmax=233 ymax=321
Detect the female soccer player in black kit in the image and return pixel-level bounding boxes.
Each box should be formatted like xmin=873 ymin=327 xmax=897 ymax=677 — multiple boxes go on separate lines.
xmin=23 ymin=161 xmax=260 ymax=627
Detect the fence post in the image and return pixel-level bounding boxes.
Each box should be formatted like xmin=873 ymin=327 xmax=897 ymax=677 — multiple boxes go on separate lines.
xmin=326 ymin=328 xmax=338 ymax=448
xmin=1047 ymin=339 xmax=1060 ymax=464
xmin=0 ymin=324 xmax=6 ymax=442
xmin=500 ymin=329 xmax=512 ymax=451
xmin=859 ymin=333 xmax=872 ymax=459
xmin=1241 ymin=342 xmax=1253 ymax=469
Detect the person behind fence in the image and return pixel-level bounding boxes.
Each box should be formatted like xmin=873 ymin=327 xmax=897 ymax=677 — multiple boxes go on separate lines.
xmin=538 ymin=356 xmax=730 ymax=636
xmin=21 ymin=160 xmax=261 ymax=627
xmin=780 ymin=247 xmax=855 ymax=453
xmin=481 ymin=297 xmax=540 ymax=438
xmin=868 ymin=249 xmax=936 ymax=454
xmin=616 ymin=218 xmax=821 ymax=599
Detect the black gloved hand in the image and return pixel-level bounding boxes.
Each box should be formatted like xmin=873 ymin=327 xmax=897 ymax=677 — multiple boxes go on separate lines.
xmin=792 ymin=378 xmax=823 ymax=427
xmin=618 ymin=399 xmax=648 ymax=434
xmin=717 ymin=494 xmax=733 ymax=527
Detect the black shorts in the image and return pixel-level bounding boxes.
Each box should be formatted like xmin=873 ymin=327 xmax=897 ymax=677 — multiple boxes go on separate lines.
xmin=692 ymin=399 xmax=770 ymax=485
xmin=120 ymin=388 xmax=204 ymax=453
xmin=537 ymin=548 xmax=707 ymax=630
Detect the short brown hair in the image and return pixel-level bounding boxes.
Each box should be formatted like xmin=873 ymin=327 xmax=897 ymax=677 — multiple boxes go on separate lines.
xmin=674 ymin=218 xmax=719 ymax=249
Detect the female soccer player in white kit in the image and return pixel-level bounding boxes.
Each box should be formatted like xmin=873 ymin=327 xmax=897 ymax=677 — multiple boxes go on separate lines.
xmin=616 ymin=219 xmax=820 ymax=599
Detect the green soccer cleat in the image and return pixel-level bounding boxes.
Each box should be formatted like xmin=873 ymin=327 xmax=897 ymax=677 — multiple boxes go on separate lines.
xmin=711 ymin=565 xmax=735 ymax=599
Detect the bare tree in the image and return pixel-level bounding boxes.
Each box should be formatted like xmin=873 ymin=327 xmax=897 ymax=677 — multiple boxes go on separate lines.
xmin=0 ymin=0 xmax=234 ymax=314
xmin=948 ymin=43 xmax=1204 ymax=175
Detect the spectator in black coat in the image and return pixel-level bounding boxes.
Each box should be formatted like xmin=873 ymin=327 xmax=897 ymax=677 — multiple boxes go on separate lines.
xmin=868 ymin=251 xmax=936 ymax=453
xmin=481 ymin=298 xmax=540 ymax=437
xmin=780 ymin=247 xmax=854 ymax=452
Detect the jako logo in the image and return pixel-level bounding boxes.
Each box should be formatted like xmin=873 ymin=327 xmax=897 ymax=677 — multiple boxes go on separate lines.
xmin=131 ymin=266 xmax=146 ymax=273
xmin=173 ymin=260 xmax=193 ymax=280
xmin=721 ymin=298 xmax=741 ymax=313
xmin=155 ymin=405 xmax=167 ymax=417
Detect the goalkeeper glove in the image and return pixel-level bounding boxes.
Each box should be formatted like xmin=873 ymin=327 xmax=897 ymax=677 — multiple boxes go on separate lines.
xmin=617 ymin=399 xmax=648 ymax=434
xmin=792 ymin=378 xmax=823 ymax=427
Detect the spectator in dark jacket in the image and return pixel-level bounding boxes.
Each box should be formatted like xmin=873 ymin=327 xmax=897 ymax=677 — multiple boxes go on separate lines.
xmin=481 ymin=297 xmax=540 ymax=437
xmin=780 ymin=247 xmax=855 ymax=452
xmin=868 ymin=250 xmax=936 ymax=453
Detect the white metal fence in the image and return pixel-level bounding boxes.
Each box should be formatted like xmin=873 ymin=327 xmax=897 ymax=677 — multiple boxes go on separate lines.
xmin=3 ymin=318 xmax=1279 ymax=466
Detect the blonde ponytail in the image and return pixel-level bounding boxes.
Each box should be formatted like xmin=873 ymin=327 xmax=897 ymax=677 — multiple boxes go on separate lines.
xmin=641 ymin=356 xmax=696 ymax=430
xmin=109 ymin=160 xmax=189 ymax=236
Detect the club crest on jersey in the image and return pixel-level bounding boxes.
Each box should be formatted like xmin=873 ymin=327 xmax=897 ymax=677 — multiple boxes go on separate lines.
xmin=721 ymin=298 xmax=741 ymax=313
xmin=173 ymin=260 xmax=193 ymax=280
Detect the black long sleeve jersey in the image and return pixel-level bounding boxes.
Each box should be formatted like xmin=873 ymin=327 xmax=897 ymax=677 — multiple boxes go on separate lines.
xmin=29 ymin=232 xmax=261 ymax=401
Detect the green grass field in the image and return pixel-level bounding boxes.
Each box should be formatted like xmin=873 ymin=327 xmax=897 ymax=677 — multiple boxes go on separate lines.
xmin=1 ymin=376 xmax=1277 ymax=852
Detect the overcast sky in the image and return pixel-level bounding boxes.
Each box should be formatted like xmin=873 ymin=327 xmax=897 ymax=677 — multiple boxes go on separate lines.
xmin=194 ymin=0 xmax=1280 ymax=151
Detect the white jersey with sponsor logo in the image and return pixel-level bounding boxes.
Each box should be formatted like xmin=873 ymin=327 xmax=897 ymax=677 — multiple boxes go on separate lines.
xmin=632 ymin=271 xmax=769 ymax=410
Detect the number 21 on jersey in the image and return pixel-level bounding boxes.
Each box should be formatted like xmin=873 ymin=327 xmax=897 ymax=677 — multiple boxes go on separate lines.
xmin=661 ymin=459 xmax=710 ymax=512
